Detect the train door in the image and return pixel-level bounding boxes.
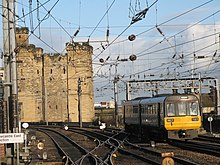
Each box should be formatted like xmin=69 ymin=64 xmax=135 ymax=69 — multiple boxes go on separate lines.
xmin=139 ymin=104 xmax=143 ymax=136
xmin=160 ymin=103 xmax=164 ymax=127
xmin=123 ymin=103 xmax=126 ymax=126
xmin=158 ymin=103 xmax=161 ymax=127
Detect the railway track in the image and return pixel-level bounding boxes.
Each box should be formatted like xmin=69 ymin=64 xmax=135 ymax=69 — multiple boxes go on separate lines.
xmin=67 ymin=127 xmax=199 ymax=165
xmin=196 ymin=134 xmax=220 ymax=143
xmin=31 ymin=126 xmax=220 ymax=165
xmin=38 ymin=128 xmax=99 ymax=164
xmin=169 ymin=138 xmax=220 ymax=157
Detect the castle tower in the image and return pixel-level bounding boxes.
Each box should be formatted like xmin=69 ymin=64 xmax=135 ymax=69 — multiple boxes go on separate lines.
xmin=66 ymin=42 xmax=95 ymax=122
xmin=43 ymin=53 xmax=69 ymax=122
xmin=15 ymin=27 xmax=29 ymax=47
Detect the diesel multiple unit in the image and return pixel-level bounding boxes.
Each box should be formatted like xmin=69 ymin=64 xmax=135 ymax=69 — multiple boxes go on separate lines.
xmin=123 ymin=94 xmax=202 ymax=140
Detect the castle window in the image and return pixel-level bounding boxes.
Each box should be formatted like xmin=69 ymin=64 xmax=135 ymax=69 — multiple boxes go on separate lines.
xmin=21 ymin=69 xmax=23 ymax=76
xmin=56 ymin=105 xmax=58 ymax=109
xmin=63 ymin=67 xmax=66 ymax=74
xmin=50 ymin=69 xmax=52 ymax=74
xmin=19 ymin=35 xmax=21 ymax=38
xmin=37 ymin=70 xmax=39 ymax=74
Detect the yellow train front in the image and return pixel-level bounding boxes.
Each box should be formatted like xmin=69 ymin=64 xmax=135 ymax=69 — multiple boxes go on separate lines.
xmin=164 ymin=95 xmax=202 ymax=139
xmin=123 ymin=94 xmax=202 ymax=141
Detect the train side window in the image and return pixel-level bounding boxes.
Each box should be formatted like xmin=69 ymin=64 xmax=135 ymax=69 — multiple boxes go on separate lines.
xmin=145 ymin=105 xmax=148 ymax=114
xmin=152 ymin=104 xmax=155 ymax=114
xmin=141 ymin=105 xmax=145 ymax=113
xmin=153 ymin=104 xmax=158 ymax=114
xmin=146 ymin=105 xmax=149 ymax=114
xmin=148 ymin=105 xmax=152 ymax=114
xmin=166 ymin=103 xmax=175 ymax=116
xmin=133 ymin=105 xmax=138 ymax=113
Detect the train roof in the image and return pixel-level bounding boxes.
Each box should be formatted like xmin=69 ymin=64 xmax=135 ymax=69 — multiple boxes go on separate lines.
xmin=126 ymin=94 xmax=198 ymax=104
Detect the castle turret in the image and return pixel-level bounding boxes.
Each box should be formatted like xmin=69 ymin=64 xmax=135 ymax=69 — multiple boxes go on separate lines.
xmin=16 ymin=27 xmax=29 ymax=47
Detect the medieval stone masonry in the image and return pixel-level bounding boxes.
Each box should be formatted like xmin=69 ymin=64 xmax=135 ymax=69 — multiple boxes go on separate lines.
xmin=15 ymin=27 xmax=95 ymax=123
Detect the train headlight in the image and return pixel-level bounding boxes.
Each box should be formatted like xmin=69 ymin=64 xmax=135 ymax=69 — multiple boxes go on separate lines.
xmin=167 ymin=118 xmax=174 ymax=122
xmin=192 ymin=117 xmax=199 ymax=121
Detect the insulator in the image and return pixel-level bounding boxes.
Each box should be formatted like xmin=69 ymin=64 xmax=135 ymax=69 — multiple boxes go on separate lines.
xmin=99 ymin=58 xmax=104 ymax=63
xmin=213 ymin=50 xmax=217 ymax=57
xmin=106 ymin=29 xmax=110 ymax=37
xmin=128 ymin=34 xmax=136 ymax=41
xmin=106 ymin=56 xmax=110 ymax=61
xmin=120 ymin=59 xmax=128 ymax=62
xmin=156 ymin=26 xmax=163 ymax=35
xmin=73 ymin=29 xmax=80 ymax=37
xmin=197 ymin=56 xmax=205 ymax=59
xmin=101 ymin=44 xmax=105 ymax=50
xmin=129 ymin=54 xmax=137 ymax=61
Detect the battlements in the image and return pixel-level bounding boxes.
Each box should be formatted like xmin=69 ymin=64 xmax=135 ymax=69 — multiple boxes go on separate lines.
xmin=66 ymin=42 xmax=93 ymax=52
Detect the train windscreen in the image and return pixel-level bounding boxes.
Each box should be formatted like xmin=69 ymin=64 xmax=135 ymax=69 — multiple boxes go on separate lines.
xmin=166 ymin=101 xmax=199 ymax=117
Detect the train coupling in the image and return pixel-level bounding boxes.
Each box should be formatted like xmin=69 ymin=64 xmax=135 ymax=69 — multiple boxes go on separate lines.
xmin=178 ymin=130 xmax=186 ymax=138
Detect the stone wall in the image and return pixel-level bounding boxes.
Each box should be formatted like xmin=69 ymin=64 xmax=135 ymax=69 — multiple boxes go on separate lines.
xmin=16 ymin=27 xmax=95 ymax=123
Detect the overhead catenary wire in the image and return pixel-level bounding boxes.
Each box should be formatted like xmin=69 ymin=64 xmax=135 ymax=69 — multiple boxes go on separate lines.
xmin=93 ymin=0 xmax=158 ymax=63
xmin=37 ymin=0 xmax=73 ymax=39
xmin=3 ymin=1 xmax=220 ymax=99
xmin=12 ymin=0 xmax=61 ymax=53
xmin=136 ymin=7 xmax=220 ymax=58
xmin=93 ymin=0 xmax=217 ymax=84
xmin=105 ymin=0 xmax=215 ymax=51
xmin=88 ymin=0 xmax=116 ymax=42
xmin=117 ymin=36 xmax=219 ymax=80
xmin=91 ymin=1 xmax=220 ymax=99
xmin=15 ymin=0 xmax=51 ymax=24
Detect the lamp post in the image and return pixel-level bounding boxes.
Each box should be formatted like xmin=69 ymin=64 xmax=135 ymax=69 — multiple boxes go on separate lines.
xmin=113 ymin=69 xmax=119 ymax=128
xmin=78 ymin=78 xmax=82 ymax=128
xmin=2 ymin=0 xmax=20 ymax=164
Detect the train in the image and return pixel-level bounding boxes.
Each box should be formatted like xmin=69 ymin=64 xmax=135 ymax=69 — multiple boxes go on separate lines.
xmin=122 ymin=94 xmax=202 ymax=141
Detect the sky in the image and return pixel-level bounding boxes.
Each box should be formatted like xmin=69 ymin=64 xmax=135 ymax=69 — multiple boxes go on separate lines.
xmin=1 ymin=0 xmax=220 ymax=103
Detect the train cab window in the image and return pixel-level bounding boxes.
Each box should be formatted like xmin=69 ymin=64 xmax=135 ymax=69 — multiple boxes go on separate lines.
xmin=166 ymin=103 xmax=175 ymax=116
xmin=177 ymin=102 xmax=187 ymax=116
xmin=189 ymin=102 xmax=198 ymax=116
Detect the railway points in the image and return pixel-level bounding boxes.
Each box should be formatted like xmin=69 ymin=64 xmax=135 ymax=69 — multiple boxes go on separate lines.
xmin=2 ymin=125 xmax=216 ymax=165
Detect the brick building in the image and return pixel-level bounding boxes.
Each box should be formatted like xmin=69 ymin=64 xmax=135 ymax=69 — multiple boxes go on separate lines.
xmin=15 ymin=27 xmax=94 ymax=123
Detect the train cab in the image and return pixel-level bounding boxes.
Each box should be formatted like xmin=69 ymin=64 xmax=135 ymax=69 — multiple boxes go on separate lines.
xmin=164 ymin=95 xmax=202 ymax=139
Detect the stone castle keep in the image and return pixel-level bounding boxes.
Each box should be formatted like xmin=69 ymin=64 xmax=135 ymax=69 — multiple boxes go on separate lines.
xmin=16 ymin=27 xmax=95 ymax=123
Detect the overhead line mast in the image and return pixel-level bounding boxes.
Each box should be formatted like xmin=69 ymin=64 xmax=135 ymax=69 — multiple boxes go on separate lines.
xmin=2 ymin=0 xmax=19 ymax=164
